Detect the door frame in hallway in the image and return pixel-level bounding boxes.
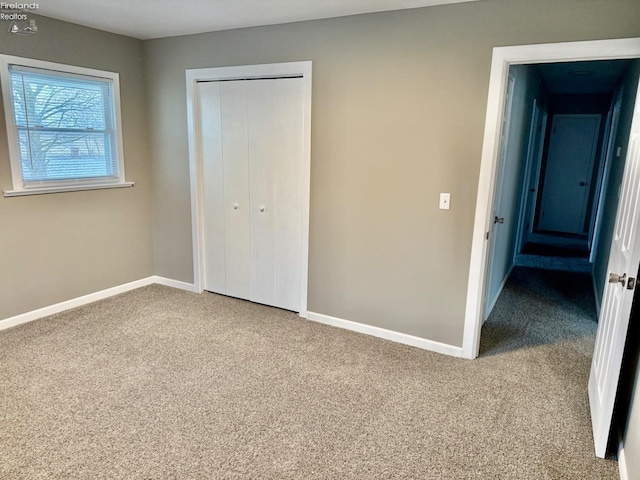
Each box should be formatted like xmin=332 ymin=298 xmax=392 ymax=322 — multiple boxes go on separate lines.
xmin=185 ymin=61 xmax=313 ymax=317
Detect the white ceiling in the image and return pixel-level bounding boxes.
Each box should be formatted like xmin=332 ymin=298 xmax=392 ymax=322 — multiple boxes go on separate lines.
xmin=35 ymin=0 xmax=479 ymax=40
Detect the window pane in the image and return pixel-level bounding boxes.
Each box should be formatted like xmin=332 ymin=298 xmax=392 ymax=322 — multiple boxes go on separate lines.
xmin=6 ymin=63 xmax=121 ymax=187
xmin=18 ymin=130 xmax=118 ymax=183
xmin=10 ymin=69 xmax=113 ymax=130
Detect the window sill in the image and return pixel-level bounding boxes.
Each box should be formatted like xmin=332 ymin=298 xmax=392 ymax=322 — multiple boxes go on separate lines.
xmin=3 ymin=181 xmax=135 ymax=197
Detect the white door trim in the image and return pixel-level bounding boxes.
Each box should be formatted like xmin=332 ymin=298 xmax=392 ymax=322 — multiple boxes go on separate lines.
xmin=462 ymin=38 xmax=640 ymax=360
xmin=185 ymin=61 xmax=312 ymax=317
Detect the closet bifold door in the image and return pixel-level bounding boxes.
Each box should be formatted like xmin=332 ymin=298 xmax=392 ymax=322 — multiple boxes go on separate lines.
xmin=200 ymin=80 xmax=251 ymax=300
xmin=200 ymin=77 xmax=304 ymax=312
xmin=248 ymin=78 xmax=303 ymax=312
xmin=199 ymin=81 xmax=227 ymax=295
xmin=221 ymin=81 xmax=251 ymax=300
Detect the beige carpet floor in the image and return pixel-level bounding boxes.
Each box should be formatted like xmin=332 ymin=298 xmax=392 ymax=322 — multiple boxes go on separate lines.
xmin=0 ymin=267 xmax=619 ymax=479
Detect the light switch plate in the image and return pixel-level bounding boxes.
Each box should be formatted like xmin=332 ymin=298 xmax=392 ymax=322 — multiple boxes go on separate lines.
xmin=439 ymin=193 xmax=451 ymax=210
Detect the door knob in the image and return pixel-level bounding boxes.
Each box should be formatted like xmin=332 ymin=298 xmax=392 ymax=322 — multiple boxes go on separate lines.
xmin=579 ymin=181 xmax=587 ymax=187
xmin=494 ymin=216 xmax=504 ymax=224
xmin=259 ymin=205 xmax=265 ymax=212
xmin=233 ymin=203 xmax=239 ymax=210
xmin=609 ymin=272 xmax=627 ymax=287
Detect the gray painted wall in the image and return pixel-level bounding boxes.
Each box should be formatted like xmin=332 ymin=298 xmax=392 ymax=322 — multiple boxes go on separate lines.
xmin=0 ymin=15 xmax=153 ymax=320
xmin=144 ymin=0 xmax=640 ymax=346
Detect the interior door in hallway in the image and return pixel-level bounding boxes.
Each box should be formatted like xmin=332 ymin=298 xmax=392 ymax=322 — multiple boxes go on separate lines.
xmin=538 ymin=114 xmax=601 ymax=234
xmin=199 ymin=77 xmax=304 ymax=312
xmin=589 ymin=85 xmax=640 ymax=458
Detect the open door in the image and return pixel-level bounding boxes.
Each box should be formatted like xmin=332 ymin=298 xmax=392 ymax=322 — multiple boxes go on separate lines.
xmin=589 ymin=81 xmax=640 ymax=458
xmin=483 ymin=71 xmax=516 ymax=319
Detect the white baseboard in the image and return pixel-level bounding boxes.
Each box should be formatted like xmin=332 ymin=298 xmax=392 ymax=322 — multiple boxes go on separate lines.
xmin=307 ymin=311 xmax=463 ymax=358
xmin=151 ymin=275 xmax=198 ymax=292
xmin=2 ymin=278 xmax=461 ymax=360
xmin=619 ymin=440 xmax=629 ymax=480
xmin=0 ymin=276 xmax=196 ymax=332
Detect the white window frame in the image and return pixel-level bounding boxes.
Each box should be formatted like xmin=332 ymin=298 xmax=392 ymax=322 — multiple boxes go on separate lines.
xmin=0 ymin=55 xmax=133 ymax=196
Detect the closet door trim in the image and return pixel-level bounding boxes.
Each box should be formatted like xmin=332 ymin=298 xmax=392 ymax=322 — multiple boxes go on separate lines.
xmin=186 ymin=61 xmax=312 ymax=317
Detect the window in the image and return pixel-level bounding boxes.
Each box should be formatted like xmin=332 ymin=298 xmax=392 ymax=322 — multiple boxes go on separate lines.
xmin=0 ymin=55 xmax=133 ymax=196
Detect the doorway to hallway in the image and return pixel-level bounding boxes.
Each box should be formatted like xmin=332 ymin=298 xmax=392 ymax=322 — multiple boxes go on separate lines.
xmin=463 ymin=38 xmax=640 ymax=458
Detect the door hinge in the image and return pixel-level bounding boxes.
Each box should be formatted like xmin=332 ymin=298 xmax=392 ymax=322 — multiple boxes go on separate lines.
xmin=486 ymin=231 xmax=489 ymax=240
xmin=628 ymin=277 xmax=636 ymax=290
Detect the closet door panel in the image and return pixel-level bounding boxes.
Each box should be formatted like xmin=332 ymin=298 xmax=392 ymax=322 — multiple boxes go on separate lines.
xmin=272 ymin=78 xmax=303 ymax=312
xmin=220 ymin=81 xmax=251 ymax=300
xmin=199 ymin=82 xmax=226 ymax=294
xmin=248 ymin=80 xmax=278 ymax=307
xmin=248 ymin=78 xmax=303 ymax=311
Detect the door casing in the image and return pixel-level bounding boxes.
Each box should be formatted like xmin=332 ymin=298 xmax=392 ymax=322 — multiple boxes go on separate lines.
xmin=463 ymin=38 xmax=640 ymax=360
xmin=185 ymin=61 xmax=313 ymax=317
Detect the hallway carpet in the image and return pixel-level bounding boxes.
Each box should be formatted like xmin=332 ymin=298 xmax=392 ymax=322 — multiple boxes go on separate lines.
xmin=0 ymin=268 xmax=618 ymax=479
